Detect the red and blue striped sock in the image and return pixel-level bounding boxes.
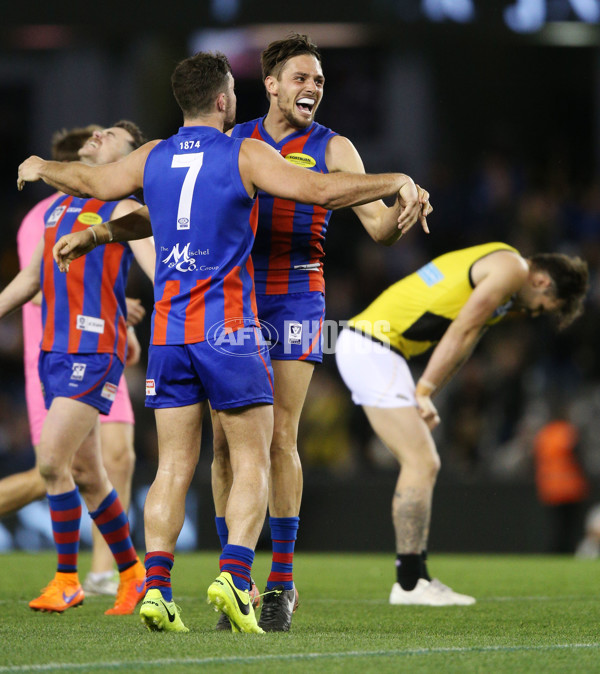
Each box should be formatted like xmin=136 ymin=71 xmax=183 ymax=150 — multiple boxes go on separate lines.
xmin=219 ymin=544 xmax=254 ymax=591
xmin=267 ymin=516 xmax=299 ymax=591
xmin=48 ymin=487 xmax=82 ymax=573
xmin=144 ymin=551 xmax=174 ymax=601
xmin=215 ymin=516 xmax=228 ymax=549
xmin=89 ymin=489 xmax=137 ymax=572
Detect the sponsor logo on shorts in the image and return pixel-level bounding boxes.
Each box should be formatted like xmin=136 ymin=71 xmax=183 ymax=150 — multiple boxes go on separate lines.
xmin=206 ymin=317 xmax=278 ymax=357
xmin=101 ymin=382 xmax=118 ymax=401
xmin=287 ymin=322 xmax=303 ymax=345
xmin=66 ymin=207 xmax=82 ymax=214
xmin=146 ymin=379 xmax=156 ymax=395
xmin=71 ymin=363 xmax=87 ymax=381
xmin=284 ymin=152 xmax=316 ymax=168
xmin=77 ymin=212 xmax=103 ymax=226
xmin=76 ymin=315 xmax=105 ymax=334
xmin=46 ymin=205 xmax=66 ymax=228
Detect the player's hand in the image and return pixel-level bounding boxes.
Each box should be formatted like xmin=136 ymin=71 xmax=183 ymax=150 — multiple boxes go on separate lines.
xmin=415 ymin=393 xmax=441 ymax=430
xmin=416 ymin=184 xmax=432 ymax=234
xmin=53 ymin=230 xmax=96 ymax=272
xmin=125 ymin=326 xmax=141 ymax=366
xmin=125 ymin=298 xmax=146 ymax=327
xmin=17 ymin=156 xmax=45 ymax=191
xmin=396 ymin=179 xmax=422 ymax=235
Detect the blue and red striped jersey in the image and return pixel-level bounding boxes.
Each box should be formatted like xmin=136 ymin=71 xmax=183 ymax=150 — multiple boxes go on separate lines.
xmin=41 ymin=195 xmax=133 ymax=363
xmin=143 ymin=126 xmax=259 ymax=345
xmin=231 ymin=118 xmax=337 ymax=295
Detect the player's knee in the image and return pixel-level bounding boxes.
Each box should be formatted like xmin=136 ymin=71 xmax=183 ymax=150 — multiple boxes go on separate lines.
xmin=270 ymin=427 xmax=299 ymax=461
xmin=37 ymin=457 xmax=67 ymax=483
xmin=104 ymin=442 xmax=136 ymax=478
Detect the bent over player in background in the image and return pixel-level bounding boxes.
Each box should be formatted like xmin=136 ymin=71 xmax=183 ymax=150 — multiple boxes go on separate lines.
xmin=335 ymin=242 xmax=588 ymax=605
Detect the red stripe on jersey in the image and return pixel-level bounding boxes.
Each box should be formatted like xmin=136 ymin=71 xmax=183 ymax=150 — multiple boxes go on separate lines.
xmin=308 ymin=204 xmax=327 ymax=292
xmin=249 ymin=197 xmax=258 ymax=237
xmin=250 ymin=124 xmax=264 ymax=140
xmin=265 ymin=133 xmax=312 ymax=295
xmin=184 ymin=278 xmax=210 ymax=343
xmin=96 ymin=243 xmax=126 ymax=361
xmin=246 ymin=257 xmax=258 ymax=319
xmin=153 ymin=281 xmax=180 ymax=345
xmin=41 ymin=196 xmax=74 ymax=351
xmin=223 ymin=266 xmax=246 ymax=333
xmin=65 ymin=251 xmax=85 ymax=353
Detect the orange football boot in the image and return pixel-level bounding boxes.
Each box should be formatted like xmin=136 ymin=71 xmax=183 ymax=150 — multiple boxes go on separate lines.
xmin=29 ymin=572 xmax=84 ymax=613
xmin=104 ymin=559 xmax=146 ymax=615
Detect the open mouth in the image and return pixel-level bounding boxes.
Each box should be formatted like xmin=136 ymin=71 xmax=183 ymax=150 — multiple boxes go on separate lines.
xmin=296 ymin=97 xmax=315 ymax=115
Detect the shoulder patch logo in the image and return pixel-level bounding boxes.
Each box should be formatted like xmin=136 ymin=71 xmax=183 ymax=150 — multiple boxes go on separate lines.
xmin=78 ymin=212 xmax=103 ymax=226
xmin=284 ymin=153 xmax=316 ymax=168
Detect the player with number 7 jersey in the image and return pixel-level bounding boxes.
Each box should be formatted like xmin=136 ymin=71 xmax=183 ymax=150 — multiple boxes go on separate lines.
xmin=144 ymin=127 xmax=261 ymax=348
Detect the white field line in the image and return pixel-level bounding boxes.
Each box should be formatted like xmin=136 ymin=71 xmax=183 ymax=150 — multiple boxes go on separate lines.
xmin=0 ymin=643 xmax=599 ymax=672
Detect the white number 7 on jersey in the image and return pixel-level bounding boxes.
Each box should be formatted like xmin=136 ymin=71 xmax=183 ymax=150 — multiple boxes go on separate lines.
xmin=171 ymin=152 xmax=204 ymax=230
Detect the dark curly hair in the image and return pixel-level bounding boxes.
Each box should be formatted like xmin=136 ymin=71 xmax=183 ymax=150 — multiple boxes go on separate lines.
xmin=529 ymin=253 xmax=589 ymax=329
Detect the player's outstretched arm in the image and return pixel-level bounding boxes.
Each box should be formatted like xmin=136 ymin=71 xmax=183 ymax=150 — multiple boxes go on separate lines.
xmin=17 ymin=141 xmax=158 ymax=200
xmin=415 ymin=253 xmax=528 ymax=427
xmin=0 ymin=238 xmax=43 ymax=319
xmin=53 ymin=205 xmax=153 ymax=272
xmin=325 ymin=135 xmax=432 ymax=244
xmin=240 ymin=139 xmax=422 ymax=229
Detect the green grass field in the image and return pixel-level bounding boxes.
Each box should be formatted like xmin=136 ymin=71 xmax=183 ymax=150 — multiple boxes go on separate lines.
xmin=0 ymin=551 xmax=598 ymax=673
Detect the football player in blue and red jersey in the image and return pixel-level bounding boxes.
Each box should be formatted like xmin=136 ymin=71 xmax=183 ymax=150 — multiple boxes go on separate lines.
xmin=211 ymin=34 xmax=433 ymax=631
xmin=22 ymin=50 xmax=427 ymax=633
xmin=3 ymin=121 xmax=155 ymax=615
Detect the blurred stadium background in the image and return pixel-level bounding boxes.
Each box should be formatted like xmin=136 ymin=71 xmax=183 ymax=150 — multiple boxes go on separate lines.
xmin=1 ymin=0 xmax=600 ymax=555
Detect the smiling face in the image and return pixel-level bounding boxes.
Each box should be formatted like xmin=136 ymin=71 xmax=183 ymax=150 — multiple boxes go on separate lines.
xmin=78 ymin=126 xmax=135 ymax=166
xmin=266 ymin=54 xmax=324 ymax=130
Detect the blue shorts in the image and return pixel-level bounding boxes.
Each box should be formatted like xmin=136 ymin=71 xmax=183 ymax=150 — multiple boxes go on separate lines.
xmin=145 ymin=333 xmax=274 ymax=411
xmin=257 ymin=291 xmax=325 ymax=363
xmin=38 ymin=351 xmax=124 ymax=415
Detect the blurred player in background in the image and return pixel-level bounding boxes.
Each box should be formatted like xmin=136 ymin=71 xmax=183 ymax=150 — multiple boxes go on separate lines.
xmin=29 ymin=50 xmax=425 ymax=633
xmin=336 ymin=242 xmax=588 ymax=605
xmin=2 ymin=121 xmax=155 ymax=615
xmin=211 ymin=33 xmax=432 ymax=632
xmin=0 ymin=125 xmax=145 ymax=598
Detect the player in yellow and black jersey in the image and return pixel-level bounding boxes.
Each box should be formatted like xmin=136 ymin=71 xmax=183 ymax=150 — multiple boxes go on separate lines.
xmin=336 ymin=243 xmax=588 ymax=606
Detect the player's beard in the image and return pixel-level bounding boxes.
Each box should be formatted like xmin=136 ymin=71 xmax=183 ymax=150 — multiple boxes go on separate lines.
xmin=278 ymin=97 xmax=312 ymax=130
xmin=223 ymin=100 xmax=236 ymax=133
